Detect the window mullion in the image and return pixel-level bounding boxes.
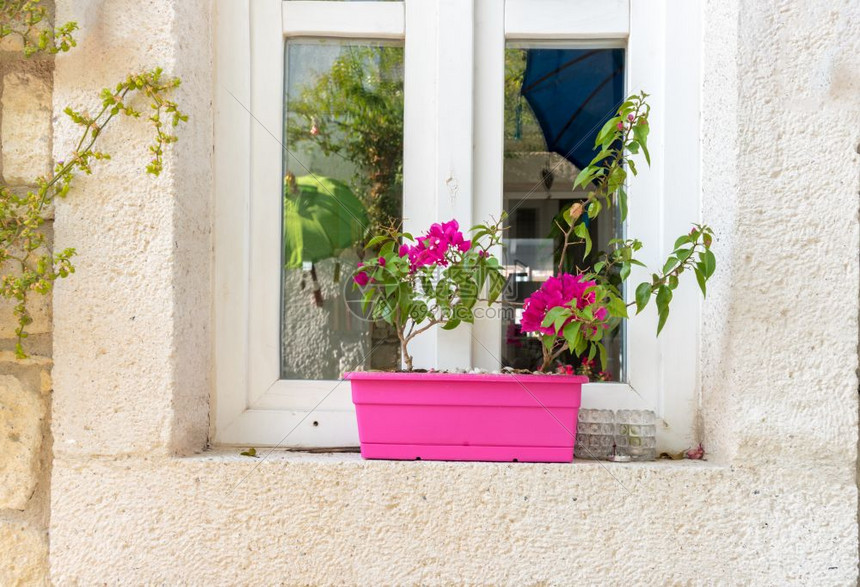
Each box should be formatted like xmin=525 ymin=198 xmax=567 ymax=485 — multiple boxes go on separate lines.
xmin=403 ymin=0 xmax=476 ymax=370
xmin=471 ymin=0 xmax=506 ymax=371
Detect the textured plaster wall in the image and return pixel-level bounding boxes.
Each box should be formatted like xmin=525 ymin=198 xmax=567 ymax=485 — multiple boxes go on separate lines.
xmin=0 ymin=10 xmax=56 ymax=585
xmin=44 ymin=0 xmax=860 ymax=585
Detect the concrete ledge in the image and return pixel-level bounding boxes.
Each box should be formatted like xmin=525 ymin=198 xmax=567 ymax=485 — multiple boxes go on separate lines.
xmin=189 ymin=448 xmax=724 ymax=470
xmin=50 ymin=451 xmax=855 ymax=584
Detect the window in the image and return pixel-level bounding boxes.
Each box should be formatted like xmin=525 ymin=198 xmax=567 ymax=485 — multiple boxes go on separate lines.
xmin=281 ymin=39 xmax=404 ymax=381
xmin=214 ymin=0 xmax=703 ymax=452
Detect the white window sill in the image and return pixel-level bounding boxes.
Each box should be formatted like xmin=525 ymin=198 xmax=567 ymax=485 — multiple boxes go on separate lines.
xmin=189 ymin=448 xmax=724 ymax=473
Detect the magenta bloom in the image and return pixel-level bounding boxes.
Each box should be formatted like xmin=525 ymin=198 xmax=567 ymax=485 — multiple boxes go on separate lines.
xmin=353 ymin=268 xmax=369 ymax=287
xmin=520 ymin=274 xmax=606 ymax=335
xmin=398 ymin=219 xmax=472 ymax=271
xmin=378 ymin=256 xmax=386 ymax=266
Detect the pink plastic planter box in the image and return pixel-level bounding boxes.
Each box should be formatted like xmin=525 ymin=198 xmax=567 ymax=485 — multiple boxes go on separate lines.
xmin=346 ymin=371 xmax=586 ymax=463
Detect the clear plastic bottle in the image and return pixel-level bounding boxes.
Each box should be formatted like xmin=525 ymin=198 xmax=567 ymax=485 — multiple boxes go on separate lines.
xmin=613 ymin=410 xmax=657 ymax=461
xmin=575 ymin=409 xmax=615 ymax=460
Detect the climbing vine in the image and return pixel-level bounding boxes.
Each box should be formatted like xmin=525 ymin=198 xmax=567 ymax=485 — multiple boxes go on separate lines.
xmin=0 ymin=1 xmax=186 ymax=356
xmin=0 ymin=0 xmax=77 ymax=56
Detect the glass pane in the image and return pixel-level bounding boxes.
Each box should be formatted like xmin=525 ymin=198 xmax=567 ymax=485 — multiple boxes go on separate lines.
xmin=282 ymin=39 xmax=404 ymax=380
xmin=501 ymin=46 xmax=626 ymax=381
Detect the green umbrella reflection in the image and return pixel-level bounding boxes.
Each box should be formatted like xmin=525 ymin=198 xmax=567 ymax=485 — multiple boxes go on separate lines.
xmin=283 ymin=173 xmax=368 ymax=306
xmin=283 ymin=174 xmax=368 ymax=267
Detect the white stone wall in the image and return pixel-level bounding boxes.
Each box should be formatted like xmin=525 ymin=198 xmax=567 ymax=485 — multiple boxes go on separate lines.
xmin=32 ymin=0 xmax=860 ymax=584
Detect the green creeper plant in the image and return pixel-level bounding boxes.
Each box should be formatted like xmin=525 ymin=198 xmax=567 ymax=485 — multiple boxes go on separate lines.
xmin=0 ymin=2 xmax=186 ymax=357
xmin=0 ymin=0 xmax=77 ymax=56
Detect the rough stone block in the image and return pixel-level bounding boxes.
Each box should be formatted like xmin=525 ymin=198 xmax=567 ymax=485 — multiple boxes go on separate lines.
xmin=0 ymin=521 xmax=48 ymax=586
xmin=1 ymin=72 xmax=52 ymax=184
xmin=0 ymin=34 xmax=25 ymax=54
xmin=0 ymin=222 xmax=53 ymax=339
xmin=0 ymin=374 xmax=45 ymax=510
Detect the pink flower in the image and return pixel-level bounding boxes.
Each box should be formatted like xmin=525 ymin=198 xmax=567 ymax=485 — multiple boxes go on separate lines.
xmin=616 ymin=122 xmax=624 ymax=131
xmin=353 ymin=270 xmax=369 ymax=287
xmin=685 ymin=443 xmax=705 ymax=460
xmin=397 ymin=219 xmax=471 ymax=271
xmin=627 ymin=114 xmax=635 ymax=121
xmin=378 ymin=256 xmax=386 ymax=266
xmin=520 ymin=274 xmax=607 ymax=336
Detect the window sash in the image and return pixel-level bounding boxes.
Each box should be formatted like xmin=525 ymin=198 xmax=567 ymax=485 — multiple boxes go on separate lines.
xmin=213 ymin=0 xmax=703 ymax=452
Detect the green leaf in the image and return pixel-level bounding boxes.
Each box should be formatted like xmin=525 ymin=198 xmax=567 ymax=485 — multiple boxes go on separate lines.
xmin=379 ymin=241 xmax=394 ymax=257
xmin=676 ymin=248 xmax=693 ymax=262
xmin=361 ymin=287 xmax=375 ymax=313
xmin=573 ymin=166 xmax=602 ymax=189
xmin=619 ymin=261 xmax=631 ymax=282
xmin=580 ymin=305 xmax=596 ymax=323
xmin=633 ymin=122 xmax=650 ymax=165
xmin=541 ymin=334 xmax=556 ymax=351
xmin=542 ymin=306 xmax=569 ymax=330
xmin=488 ymin=270 xmax=506 ymax=304
xmin=410 ymin=301 xmax=429 ymax=323
xmin=595 ymin=116 xmax=621 ymax=147
xmin=606 ymin=166 xmax=627 ymax=194
xmin=441 ymin=318 xmax=461 ymax=330
xmin=420 ymin=275 xmax=435 ymax=296
xmin=607 ymin=295 xmax=628 ymax=319
xmin=695 ymin=269 xmax=707 ymax=298
xmin=662 ymin=256 xmax=679 ymax=274
xmin=574 ymin=333 xmax=588 ymax=356
xmin=635 ymin=282 xmax=651 ymax=314
xmin=573 ymin=223 xmax=591 ymax=257
xmin=618 ymin=187 xmax=628 ymax=221
xmin=668 ymin=274 xmax=679 ymax=289
xmin=597 ymin=341 xmax=608 ymax=371
xmin=674 ymin=234 xmax=691 ymax=249
xmin=655 ymin=285 xmax=672 ymax=335
xmin=704 ymin=249 xmax=716 ymax=277
xmin=365 ymin=235 xmax=388 ymax=249
xmin=563 ymin=322 xmax=582 ymax=351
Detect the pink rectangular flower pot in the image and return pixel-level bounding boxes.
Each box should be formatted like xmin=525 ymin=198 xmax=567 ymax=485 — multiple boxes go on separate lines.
xmin=346 ymin=371 xmax=586 ymax=463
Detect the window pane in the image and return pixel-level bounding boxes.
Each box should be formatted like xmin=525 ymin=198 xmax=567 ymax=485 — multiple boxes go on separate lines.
xmin=282 ymin=40 xmax=404 ymax=380
xmin=501 ymin=46 xmax=626 ymax=380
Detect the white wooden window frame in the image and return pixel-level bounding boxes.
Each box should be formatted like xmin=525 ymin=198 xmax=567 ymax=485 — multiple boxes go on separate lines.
xmin=213 ymin=0 xmax=703 ymax=452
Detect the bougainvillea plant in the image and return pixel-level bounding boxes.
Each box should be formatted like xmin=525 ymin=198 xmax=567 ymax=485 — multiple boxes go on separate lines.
xmin=353 ymin=218 xmax=507 ymax=370
xmin=520 ymin=92 xmax=716 ymax=371
xmin=353 ymin=92 xmax=715 ymax=375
